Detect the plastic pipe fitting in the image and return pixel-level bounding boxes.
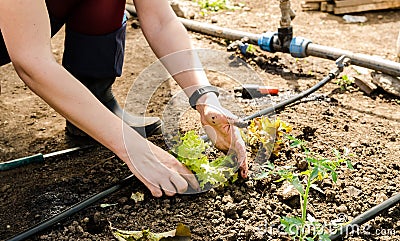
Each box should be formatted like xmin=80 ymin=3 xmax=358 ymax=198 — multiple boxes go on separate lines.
xmin=258 ymin=32 xmax=277 ymax=53
xmin=290 ymin=37 xmax=312 ymax=58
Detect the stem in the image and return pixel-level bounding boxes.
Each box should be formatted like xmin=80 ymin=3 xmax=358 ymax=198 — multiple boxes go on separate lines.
xmin=300 ymin=175 xmax=312 ymax=240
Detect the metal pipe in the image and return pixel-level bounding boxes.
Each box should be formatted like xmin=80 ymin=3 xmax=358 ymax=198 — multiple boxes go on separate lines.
xmin=127 ymin=5 xmax=400 ymax=77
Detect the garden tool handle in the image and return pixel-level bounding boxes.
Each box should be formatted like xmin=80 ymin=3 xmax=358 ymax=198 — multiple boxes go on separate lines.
xmin=0 ymin=153 xmax=44 ymax=171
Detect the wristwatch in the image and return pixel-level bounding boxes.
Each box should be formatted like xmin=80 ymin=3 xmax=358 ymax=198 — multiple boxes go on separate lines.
xmin=189 ymin=86 xmax=220 ymax=109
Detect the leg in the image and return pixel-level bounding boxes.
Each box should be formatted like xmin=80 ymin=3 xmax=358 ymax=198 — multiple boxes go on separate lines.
xmin=61 ymin=0 xmax=162 ymax=137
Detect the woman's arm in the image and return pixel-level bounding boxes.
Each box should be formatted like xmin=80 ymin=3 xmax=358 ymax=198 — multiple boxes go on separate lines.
xmin=134 ymin=0 xmax=248 ymax=178
xmin=0 ymin=0 xmax=199 ymax=196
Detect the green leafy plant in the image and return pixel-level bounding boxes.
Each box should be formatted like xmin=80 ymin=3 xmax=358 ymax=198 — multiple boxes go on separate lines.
xmin=171 ymin=130 xmax=237 ymax=188
xmin=242 ymin=116 xmax=292 ymax=157
xmin=335 ymin=74 xmax=354 ymax=91
xmin=196 ymin=0 xmax=239 ymax=13
xmin=277 ymin=135 xmax=353 ymax=241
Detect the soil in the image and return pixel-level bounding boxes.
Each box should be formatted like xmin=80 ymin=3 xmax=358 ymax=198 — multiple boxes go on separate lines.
xmin=1 ymin=1 xmax=400 ymax=240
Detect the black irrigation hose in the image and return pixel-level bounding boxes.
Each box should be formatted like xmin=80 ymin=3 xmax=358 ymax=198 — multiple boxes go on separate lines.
xmin=242 ymin=56 xmax=349 ymax=122
xmin=243 ymin=72 xmax=336 ymax=121
xmin=7 ymin=174 xmax=135 ymax=241
xmin=329 ymin=193 xmax=400 ymax=240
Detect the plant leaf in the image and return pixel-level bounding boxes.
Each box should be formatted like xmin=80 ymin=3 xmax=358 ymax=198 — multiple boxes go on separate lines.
xmin=111 ymin=223 xmax=191 ymax=241
xmin=310 ymin=166 xmax=319 ymax=181
xmin=291 ymin=177 xmax=304 ymax=195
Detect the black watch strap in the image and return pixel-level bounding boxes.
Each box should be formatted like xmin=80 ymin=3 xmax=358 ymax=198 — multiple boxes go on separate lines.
xmin=189 ymin=86 xmax=220 ymax=109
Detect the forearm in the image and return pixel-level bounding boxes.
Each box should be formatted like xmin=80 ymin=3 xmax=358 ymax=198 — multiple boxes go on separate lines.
xmin=14 ymin=60 xmax=138 ymax=158
xmin=138 ymin=11 xmax=211 ymax=97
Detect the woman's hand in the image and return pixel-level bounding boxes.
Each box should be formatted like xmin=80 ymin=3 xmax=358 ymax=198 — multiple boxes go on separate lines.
xmin=195 ymin=93 xmax=248 ymax=178
xmin=122 ymin=132 xmax=200 ymax=197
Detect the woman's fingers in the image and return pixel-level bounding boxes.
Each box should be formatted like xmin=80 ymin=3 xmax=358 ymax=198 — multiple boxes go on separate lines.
xmin=169 ymin=174 xmax=189 ymax=194
xmin=235 ymin=139 xmax=248 ymax=178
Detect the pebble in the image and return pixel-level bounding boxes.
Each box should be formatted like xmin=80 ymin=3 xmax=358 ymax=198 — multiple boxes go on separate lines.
xmin=118 ymin=196 xmax=128 ymax=204
xmin=1 ymin=184 xmax=10 ymax=193
xmin=375 ymin=192 xmax=388 ymax=203
xmin=223 ymin=202 xmax=237 ymax=216
xmin=222 ymin=195 xmax=233 ymax=204
xmin=336 ymin=204 xmax=348 ymax=213
xmin=347 ymin=186 xmax=362 ymax=197
xmin=245 ymin=180 xmax=254 ymax=188
xmin=211 ymin=17 xmax=218 ymax=24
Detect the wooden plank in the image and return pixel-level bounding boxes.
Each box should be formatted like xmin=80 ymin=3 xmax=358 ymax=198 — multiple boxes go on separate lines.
xmin=321 ymin=1 xmax=328 ymax=11
xmin=334 ymin=1 xmax=400 ymax=14
xmin=301 ymin=2 xmax=321 ymax=10
xmin=334 ymin=0 xmax=384 ymax=8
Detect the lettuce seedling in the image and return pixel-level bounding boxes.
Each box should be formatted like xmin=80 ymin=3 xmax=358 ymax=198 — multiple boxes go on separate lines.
xmin=171 ymin=131 xmax=237 ymax=188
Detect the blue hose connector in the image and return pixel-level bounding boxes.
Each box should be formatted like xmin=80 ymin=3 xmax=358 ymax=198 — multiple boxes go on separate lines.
xmin=289 ymin=37 xmax=312 ymax=58
xmin=239 ymin=43 xmax=249 ymax=54
xmin=258 ymin=32 xmax=277 ymax=53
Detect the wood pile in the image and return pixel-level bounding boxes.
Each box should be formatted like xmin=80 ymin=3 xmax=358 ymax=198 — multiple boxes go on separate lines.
xmin=301 ymin=0 xmax=400 ymax=14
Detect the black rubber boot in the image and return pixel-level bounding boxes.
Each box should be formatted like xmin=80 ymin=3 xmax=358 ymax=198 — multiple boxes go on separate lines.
xmin=65 ymin=77 xmax=162 ymax=138
xmin=63 ymin=20 xmax=162 ymax=138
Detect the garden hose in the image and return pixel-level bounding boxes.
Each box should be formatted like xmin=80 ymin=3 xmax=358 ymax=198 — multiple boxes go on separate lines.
xmin=329 ymin=193 xmax=400 ymax=240
xmin=6 ymin=175 xmax=135 ymax=241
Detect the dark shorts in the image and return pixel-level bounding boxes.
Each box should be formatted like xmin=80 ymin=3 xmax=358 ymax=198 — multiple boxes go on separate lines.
xmin=0 ymin=0 xmax=126 ymax=66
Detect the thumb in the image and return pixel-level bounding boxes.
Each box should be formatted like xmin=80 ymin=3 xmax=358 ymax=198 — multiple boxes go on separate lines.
xmin=226 ymin=115 xmax=249 ymax=128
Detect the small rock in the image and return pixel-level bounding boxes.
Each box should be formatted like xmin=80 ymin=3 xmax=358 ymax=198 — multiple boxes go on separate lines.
xmin=336 ymin=204 xmax=348 ymax=213
xmin=211 ymin=17 xmax=218 ymax=24
xmin=207 ymin=188 xmax=217 ymax=198
xmin=223 ymin=202 xmax=237 ymax=216
xmin=82 ymin=217 xmax=89 ymax=223
xmin=76 ymin=225 xmax=84 ymax=234
xmin=245 ymin=180 xmax=254 ymax=188
xmin=277 ymin=183 xmax=299 ymax=201
xmin=68 ymin=225 xmax=76 ymax=233
xmin=347 ymin=186 xmax=362 ymax=197
xmin=375 ymin=193 xmax=388 ymax=203
xmin=1 ymin=184 xmax=11 ymax=193
xmin=242 ymin=210 xmax=250 ymax=218
xmin=118 ymin=197 xmax=128 ymax=204
xmin=93 ymin=212 xmax=102 ymax=224
xmin=222 ymin=195 xmax=234 ymax=204
xmin=123 ymin=205 xmax=132 ymax=210
xmin=243 ymin=6 xmax=251 ymax=11
xmin=296 ymin=159 xmax=308 ymax=171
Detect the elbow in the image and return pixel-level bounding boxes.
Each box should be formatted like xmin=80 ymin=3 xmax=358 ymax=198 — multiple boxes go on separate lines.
xmin=11 ymin=56 xmax=56 ymax=89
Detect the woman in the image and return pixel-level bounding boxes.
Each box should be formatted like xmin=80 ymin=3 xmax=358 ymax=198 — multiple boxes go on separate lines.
xmin=0 ymin=0 xmax=247 ymax=197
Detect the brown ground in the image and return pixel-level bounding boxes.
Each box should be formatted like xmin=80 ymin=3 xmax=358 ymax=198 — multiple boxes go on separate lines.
xmin=1 ymin=1 xmax=399 ymax=240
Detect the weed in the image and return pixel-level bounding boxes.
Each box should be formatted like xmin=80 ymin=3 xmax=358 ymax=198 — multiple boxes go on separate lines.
xmin=196 ymin=0 xmax=239 ymax=14
xmin=335 ymin=74 xmax=354 ymax=91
